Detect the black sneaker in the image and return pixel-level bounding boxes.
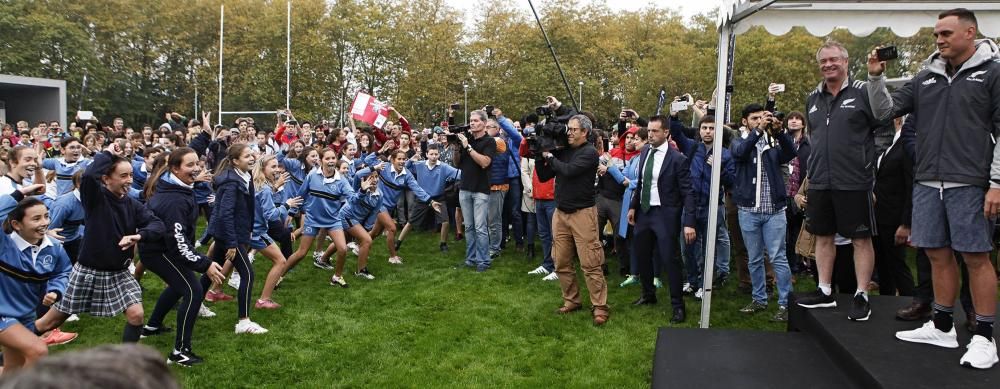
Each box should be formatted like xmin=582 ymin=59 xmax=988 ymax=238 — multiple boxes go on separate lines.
xmin=168 ymin=348 xmax=204 ymax=367
xmin=355 ymin=267 xmax=375 ymax=280
xmin=440 ymin=242 xmax=448 ymax=252
xmin=848 ymin=293 xmax=871 ymax=321
xmin=141 ymin=325 xmax=173 ymax=338
xmin=739 ymin=301 xmax=768 ymax=314
xmin=797 ymin=289 xmax=837 ymax=309
xmin=772 ymin=306 xmax=789 ymax=322
xmin=395 ymin=239 xmax=403 ymax=251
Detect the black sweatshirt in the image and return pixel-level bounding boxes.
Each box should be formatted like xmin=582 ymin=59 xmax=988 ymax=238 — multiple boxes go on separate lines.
xmin=536 ymin=143 xmax=599 ymax=212
xmin=79 ymin=151 xmax=165 ymax=271
xmin=139 ymin=175 xmax=212 ymax=273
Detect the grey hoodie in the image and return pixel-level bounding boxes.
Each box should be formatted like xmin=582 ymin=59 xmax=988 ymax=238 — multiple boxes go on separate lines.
xmin=868 ymin=39 xmax=1000 ymax=188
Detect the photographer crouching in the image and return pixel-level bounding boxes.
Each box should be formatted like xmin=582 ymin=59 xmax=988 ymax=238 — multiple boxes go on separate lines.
xmin=537 ymin=114 xmax=609 ymax=326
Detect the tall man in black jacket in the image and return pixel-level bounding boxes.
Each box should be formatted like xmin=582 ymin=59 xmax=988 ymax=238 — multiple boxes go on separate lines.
xmin=537 ymin=114 xmax=609 ymax=326
xmin=868 ymin=8 xmax=999 ymax=369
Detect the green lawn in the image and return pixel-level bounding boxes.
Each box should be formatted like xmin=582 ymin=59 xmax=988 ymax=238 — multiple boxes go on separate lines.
xmin=52 ymin=229 xmax=819 ymax=388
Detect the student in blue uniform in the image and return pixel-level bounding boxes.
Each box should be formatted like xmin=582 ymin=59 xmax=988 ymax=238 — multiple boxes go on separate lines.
xmin=137 ymin=147 xmax=226 ymax=366
xmin=130 ymin=146 xmax=164 ymax=192
xmin=282 ymin=149 xmax=358 ymax=287
xmin=321 ymin=174 xmax=379 ymax=282
xmin=46 ymin=172 xmax=85 ymax=264
xmin=0 ymin=146 xmax=45 ymax=196
xmin=356 ymin=149 xmax=440 ymax=265
xmin=249 ymin=154 xmax=302 ymax=308
xmin=397 ymin=144 xmax=460 ymax=252
xmin=0 ymin=187 xmax=72 ymax=372
xmin=40 ymin=137 xmax=92 ymax=200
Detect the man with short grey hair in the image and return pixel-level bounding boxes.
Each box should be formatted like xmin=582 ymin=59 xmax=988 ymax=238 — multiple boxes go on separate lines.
xmin=537 ymin=114 xmax=609 ymax=325
xmin=456 ymin=110 xmax=497 ymax=272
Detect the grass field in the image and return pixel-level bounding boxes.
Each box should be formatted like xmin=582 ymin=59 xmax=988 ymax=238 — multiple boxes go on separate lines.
xmin=51 ymin=228 xmax=820 ymax=388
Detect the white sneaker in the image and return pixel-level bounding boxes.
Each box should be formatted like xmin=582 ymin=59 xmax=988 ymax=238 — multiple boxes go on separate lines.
xmin=895 ymin=321 xmax=959 ymax=348
xmin=66 ymin=314 xmax=80 ymax=322
xmin=960 ymin=335 xmax=999 ymax=369
xmin=528 ymin=266 xmax=549 ymax=275
xmin=347 ymin=241 xmax=359 ymax=256
xmin=695 ymin=288 xmax=704 ymax=300
xmin=681 ymin=282 xmax=693 ymax=293
xmin=234 ymin=319 xmax=268 ymax=334
xmin=228 ymin=273 xmax=241 ymax=290
xmin=542 ymin=272 xmax=559 ymax=281
xmin=247 ymin=250 xmax=256 ymax=263
xmin=388 ymin=256 xmax=403 ymax=265
xmin=198 ymin=304 xmax=216 ymax=318
xmin=128 ymin=262 xmax=136 ymax=275
xmin=195 ymin=241 xmax=202 ymax=249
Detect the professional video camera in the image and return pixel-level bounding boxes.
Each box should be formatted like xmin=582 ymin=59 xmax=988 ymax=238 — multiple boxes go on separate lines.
xmin=525 ymin=102 xmax=577 ymax=158
xmin=445 ymin=124 xmax=471 ymax=145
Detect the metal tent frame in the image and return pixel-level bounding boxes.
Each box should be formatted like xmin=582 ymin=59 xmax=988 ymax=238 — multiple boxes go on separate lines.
xmin=700 ymin=0 xmax=1000 ymax=328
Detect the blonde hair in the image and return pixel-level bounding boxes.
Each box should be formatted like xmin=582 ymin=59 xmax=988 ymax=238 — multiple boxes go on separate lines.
xmin=253 ymin=153 xmax=278 ymax=190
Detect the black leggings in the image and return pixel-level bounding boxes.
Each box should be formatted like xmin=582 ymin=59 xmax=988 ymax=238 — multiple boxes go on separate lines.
xmin=143 ymin=251 xmax=204 ymax=351
xmin=201 ymin=243 xmax=253 ymax=319
xmin=267 ymin=219 xmax=293 ymax=259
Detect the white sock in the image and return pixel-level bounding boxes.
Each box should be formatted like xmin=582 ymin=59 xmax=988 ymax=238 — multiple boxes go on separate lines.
xmin=818 ymin=283 xmax=832 ymax=295
xmin=855 ymin=289 xmax=868 ymax=301
xmin=172 ymin=348 xmax=181 ymax=355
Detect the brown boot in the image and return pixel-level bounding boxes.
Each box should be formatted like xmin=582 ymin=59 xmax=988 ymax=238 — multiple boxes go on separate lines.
xmin=895 ymin=300 xmax=931 ymax=321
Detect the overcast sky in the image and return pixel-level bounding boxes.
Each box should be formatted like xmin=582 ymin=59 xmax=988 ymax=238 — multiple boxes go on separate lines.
xmin=444 ymin=0 xmax=721 ymax=22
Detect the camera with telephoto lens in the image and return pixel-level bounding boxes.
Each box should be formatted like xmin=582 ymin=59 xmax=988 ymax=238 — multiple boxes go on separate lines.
xmin=525 ymin=102 xmax=578 ymax=159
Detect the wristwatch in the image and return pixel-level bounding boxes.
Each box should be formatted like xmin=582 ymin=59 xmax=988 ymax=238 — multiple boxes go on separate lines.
xmin=465 ymin=145 xmax=473 ymax=153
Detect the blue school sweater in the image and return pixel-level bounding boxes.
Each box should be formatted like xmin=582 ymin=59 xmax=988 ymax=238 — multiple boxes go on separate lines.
xmin=355 ymin=165 xmax=432 ymax=211
xmin=0 ymin=191 xmax=72 ymax=320
xmin=276 ymin=151 xmax=310 ymax=199
xmin=254 ymin=184 xmax=289 ymax=236
xmin=339 ymin=189 xmax=381 ymax=225
xmin=297 ymin=171 xmax=356 ymax=229
xmin=48 ymin=190 xmax=85 ymax=242
xmin=42 ymin=157 xmax=92 ymax=196
xmin=131 ymin=160 xmax=151 ymax=191
xmin=405 ymin=160 xmax=461 ymax=199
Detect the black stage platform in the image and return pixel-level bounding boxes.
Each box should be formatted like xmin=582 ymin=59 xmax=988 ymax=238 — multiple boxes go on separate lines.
xmin=652 ymin=295 xmax=1000 ymax=389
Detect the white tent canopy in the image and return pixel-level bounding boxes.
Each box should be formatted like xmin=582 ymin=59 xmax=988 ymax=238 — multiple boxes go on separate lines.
xmin=718 ymin=1 xmax=1000 ymax=37
xmin=698 ymin=0 xmax=1000 ymax=328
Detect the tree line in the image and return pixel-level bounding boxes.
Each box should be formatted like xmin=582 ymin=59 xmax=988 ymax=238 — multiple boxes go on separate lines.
xmin=1 ymin=0 xmax=956 ymax=130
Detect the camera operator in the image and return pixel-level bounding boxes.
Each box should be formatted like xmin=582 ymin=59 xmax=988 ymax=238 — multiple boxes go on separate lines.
xmin=536 ymin=114 xmax=609 ymax=326
xmin=455 ymin=110 xmax=497 ymax=272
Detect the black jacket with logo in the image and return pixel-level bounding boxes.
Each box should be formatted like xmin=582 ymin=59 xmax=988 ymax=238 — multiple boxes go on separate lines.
xmin=869 ymin=39 xmax=1000 ymax=188
xmin=805 ymin=78 xmax=881 ymax=191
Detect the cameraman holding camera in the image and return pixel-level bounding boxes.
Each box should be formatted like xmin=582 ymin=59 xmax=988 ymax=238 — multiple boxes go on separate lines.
xmin=537 ymin=114 xmax=609 ymax=326
xmin=455 ymin=110 xmax=497 ymax=272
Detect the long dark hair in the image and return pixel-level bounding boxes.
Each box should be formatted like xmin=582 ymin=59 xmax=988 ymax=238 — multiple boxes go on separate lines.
xmin=214 ymin=143 xmax=250 ymax=178
xmin=144 ymin=147 xmax=196 ymax=199
xmin=3 ymin=197 xmax=46 ymax=234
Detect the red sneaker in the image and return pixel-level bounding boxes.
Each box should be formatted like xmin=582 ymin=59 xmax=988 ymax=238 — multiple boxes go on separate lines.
xmin=255 ymin=299 xmax=281 ymax=309
xmin=43 ymin=328 xmax=78 ymax=346
xmin=205 ymin=289 xmax=234 ymax=302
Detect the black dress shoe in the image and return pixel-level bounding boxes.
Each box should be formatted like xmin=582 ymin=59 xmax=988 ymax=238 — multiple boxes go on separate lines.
xmin=671 ymin=307 xmax=686 ymax=324
xmin=632 ymin=296 xmax=658 ymax=306
xmin=895 ymin=300 xmax=932 ymax=321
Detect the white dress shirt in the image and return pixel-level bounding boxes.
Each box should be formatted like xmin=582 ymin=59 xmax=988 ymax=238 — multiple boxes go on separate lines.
xmin=644 ymin=142 xmax=671 ymax=207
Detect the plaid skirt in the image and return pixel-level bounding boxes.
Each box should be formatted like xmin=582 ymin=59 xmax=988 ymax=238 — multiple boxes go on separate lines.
xmin=54 ymin=263 xmax=142 ymax=317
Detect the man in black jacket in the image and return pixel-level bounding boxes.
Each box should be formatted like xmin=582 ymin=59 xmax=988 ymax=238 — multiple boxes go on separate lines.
xmin=537 ymin=114 xmax=608 ymax=326
xmin=868 ymin=8 xmax=999 ymax=369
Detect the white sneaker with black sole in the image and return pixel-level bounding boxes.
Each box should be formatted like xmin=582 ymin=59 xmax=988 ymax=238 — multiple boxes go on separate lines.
xmin=347 ymin=241 xmax=359 ymax=256
xmin=960 ymin=335 xmax=999 ymax=369
xmin=167 ymin=348 xmax=204 ymax=367
xmin=896 ymin=321 xmax=959 ymax=348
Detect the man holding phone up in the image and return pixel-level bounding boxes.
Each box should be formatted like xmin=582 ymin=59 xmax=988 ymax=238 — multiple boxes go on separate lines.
xmin=795 ymin=40 xmax=881 ymax=323
xmin=867 ymin=8 xmax=999 ymax=369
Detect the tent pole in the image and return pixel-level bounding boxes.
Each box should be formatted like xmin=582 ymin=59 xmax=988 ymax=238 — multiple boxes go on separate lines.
xmin=700 ymin=22 xmax=735 ymax=329
xmin=218 ymin=4 xmax=224 ymax=126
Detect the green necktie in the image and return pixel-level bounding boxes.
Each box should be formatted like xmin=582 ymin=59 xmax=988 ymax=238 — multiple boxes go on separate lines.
xmin=641 ymin=149 xmax=657 ymax=212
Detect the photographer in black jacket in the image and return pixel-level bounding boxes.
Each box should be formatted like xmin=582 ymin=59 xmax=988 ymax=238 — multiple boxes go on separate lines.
xmin=537 ymin=114 xmax=609 ymax=326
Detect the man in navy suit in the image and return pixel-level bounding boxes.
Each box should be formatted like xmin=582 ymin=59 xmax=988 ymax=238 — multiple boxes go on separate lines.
xmin=627 ymin=115 xmax=697 ymax=324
